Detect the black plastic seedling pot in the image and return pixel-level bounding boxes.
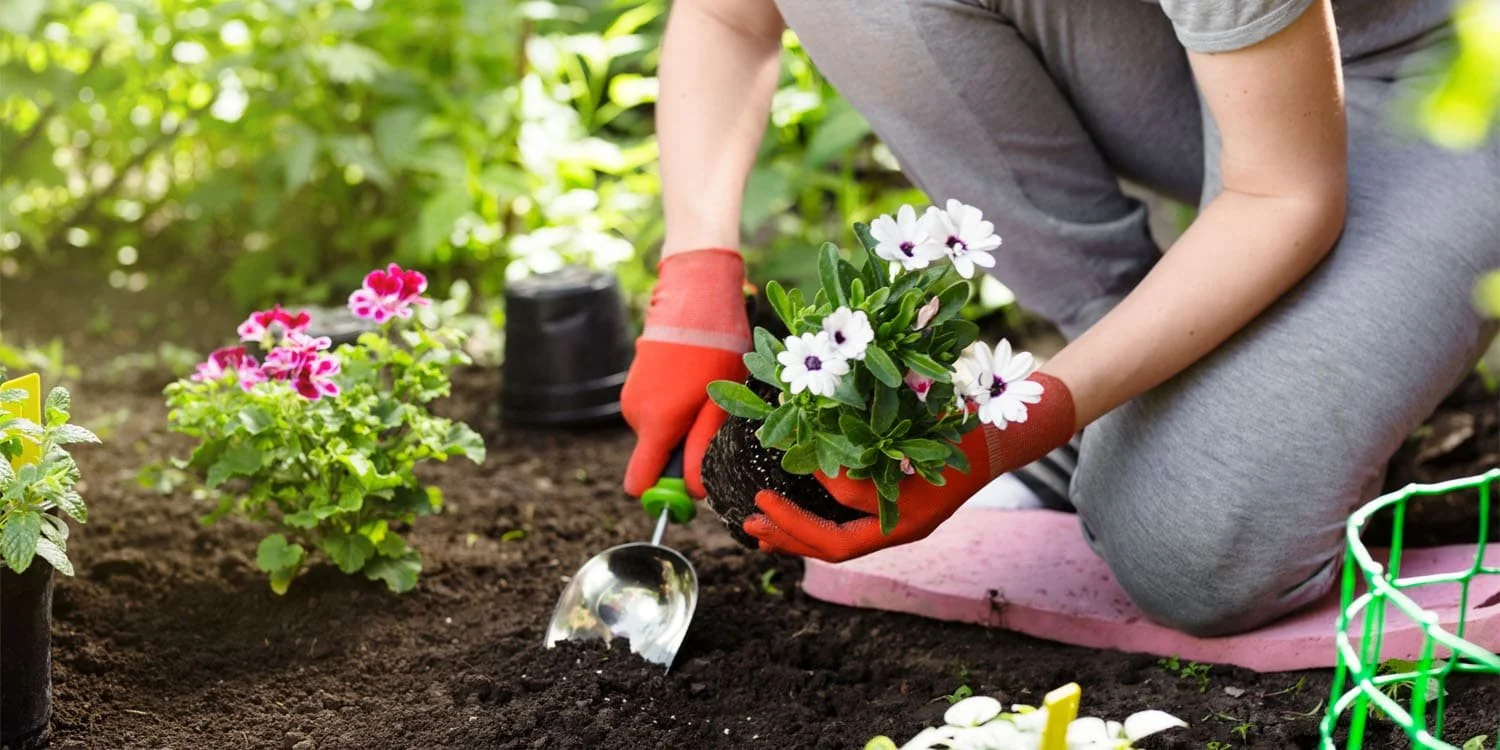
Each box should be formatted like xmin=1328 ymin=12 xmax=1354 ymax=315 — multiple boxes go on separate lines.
xmin=500 ymin=266 xmax=633 ymax=426
xmin=1 ymin=559 xmax=54 ymax=750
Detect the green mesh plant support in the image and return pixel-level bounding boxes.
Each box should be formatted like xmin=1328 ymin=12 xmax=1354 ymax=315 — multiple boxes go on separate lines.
xmin=1320 ymin=469 xmax=1500 ymax=749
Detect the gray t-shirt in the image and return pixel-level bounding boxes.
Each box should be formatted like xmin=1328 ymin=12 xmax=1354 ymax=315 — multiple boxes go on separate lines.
xmin=1146 ymin=0 xmax=1458 ymax=56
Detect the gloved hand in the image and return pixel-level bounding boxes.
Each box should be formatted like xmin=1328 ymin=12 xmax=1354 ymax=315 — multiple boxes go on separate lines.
xmin=743 ymin=372 xmax=1076 ymax=562
xmin=621 ymin=248 xmax=751 ymax=499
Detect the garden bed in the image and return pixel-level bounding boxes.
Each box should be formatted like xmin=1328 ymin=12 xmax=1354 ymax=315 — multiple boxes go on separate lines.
xmin=39 ymin=367 xmax=1500 ymax=749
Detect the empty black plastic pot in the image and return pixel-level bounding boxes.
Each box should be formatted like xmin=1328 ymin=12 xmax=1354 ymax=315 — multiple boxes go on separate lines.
xmin=1 ymin=560 xmax=54 ymax=750
xmin=500 ymin=266 xmax=634 ymax=426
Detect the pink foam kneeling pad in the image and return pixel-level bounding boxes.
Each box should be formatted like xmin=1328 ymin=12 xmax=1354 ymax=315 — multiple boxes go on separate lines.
xmin=800 ymin=507 xmax=1500 ymax=672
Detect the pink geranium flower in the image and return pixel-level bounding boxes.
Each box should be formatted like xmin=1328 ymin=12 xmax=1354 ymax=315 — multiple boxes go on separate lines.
xmin=237 ymin=304 xmax=311 ymax=343
xmin=192 ymin=346 xmax=265 ymax=392
xmin=348 ymin=263 xmax=430 ymax=323
xmin=293 ymin=354 xmax=341 ymax=400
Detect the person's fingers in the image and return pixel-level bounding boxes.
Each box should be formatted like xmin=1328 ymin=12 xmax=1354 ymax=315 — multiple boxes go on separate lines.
xmin=623 ymin=432 xmax=676 ymax=497
xmin=817 ymin=471 xmax=884 ymax=515
xmin=683 ymin=400 xmax=732 ymax=498
xmin=743 ymin=513 xmax=823 ymax=558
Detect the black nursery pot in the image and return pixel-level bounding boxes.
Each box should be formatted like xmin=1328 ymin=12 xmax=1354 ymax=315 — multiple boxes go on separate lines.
xmin=1 ymin=561 xmax=54 ymax=750
xmin=702 ymin=379 xmax=869 ymax=549
xmin=499 ymin=266 xmax=634 ymax=426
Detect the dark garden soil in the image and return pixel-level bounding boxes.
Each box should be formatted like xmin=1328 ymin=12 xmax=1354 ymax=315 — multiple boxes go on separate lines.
xmin=25 ymin=364 xmax=1500 ymax=750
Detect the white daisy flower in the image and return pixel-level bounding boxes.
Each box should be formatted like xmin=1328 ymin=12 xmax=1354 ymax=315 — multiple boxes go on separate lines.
xmin=870 ymin=204 xmax=946 ymax=270
xmin=921 ymin=199 xmax=1000 ymax=279
xmin=821 ymin=307 xmax=875 ymax=360
xmin=955 ymin=339 xmax=1043 ymax=429
xmin=777 ymin=332 xmax=850 ymax=398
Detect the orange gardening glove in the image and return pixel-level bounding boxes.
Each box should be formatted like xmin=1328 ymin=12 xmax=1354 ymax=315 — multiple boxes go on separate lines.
xmin=621 ymin=248 xmax=751 ymax=499
xmin=743 ymin=372 xmax=1076 ymax=562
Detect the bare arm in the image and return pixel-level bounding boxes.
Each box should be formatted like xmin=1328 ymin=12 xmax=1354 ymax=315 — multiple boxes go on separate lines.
xmin=1042 ymin=0 xmax=1348 ymax=427
xmin=657 ymin=0 xmax=785 ymax=258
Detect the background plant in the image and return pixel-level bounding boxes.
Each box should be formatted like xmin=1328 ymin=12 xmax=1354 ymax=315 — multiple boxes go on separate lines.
xmin=0 ymin=371 xmax=99 ymax=576
xmin=163 ymin=278 xmax=485 ymax=594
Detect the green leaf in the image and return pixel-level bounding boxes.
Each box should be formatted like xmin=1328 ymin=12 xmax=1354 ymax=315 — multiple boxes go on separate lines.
xmin=805 ymin=101 xmax=873 ymax=169
xmin=33 ymin=537 xmax=72 ymax=576
xmin=872 ymin=384 xmax=899 ymax=434
xmin=830 ymin=375 xmax=866 ymax=409
xmin=0 ymin=388 xmax=26 ymax=403
xmin=863 ymin=347 xmax=903 ymax=388
xmin=707 ymin=381 xmax=774 ymax=420
xmin=341 ymin=453 xmax=377 ymax=489
xmin=54 ymin=490 xmax=86 ymax=523
xmin=756 ymin=403 xmax=799 ymax=451
xmin=765 ymin=281 xmax=795 ymax=328
xmin=753 ymin=327 xmax=782 ymax=359
xmin=933 ymin=281 xmax=972 ymax=327
xmin=2 ymin=511 xmax=41 ymax=573
xmin=207 ymin=443 xmax=263 ymax=487
xmin=903 ymin=352 xmax=952 ymax=383
xmin=284 ymin=126 xmax=320 ymax=191
xmin=839 ymin=414 xmax=880 ymax=447
xmin=944 ymin=320 xmax=980 ymax=353
xmin=819 ymin=243 xmax=848 ymax=308
xmin=256 ymin=534 xmax=305 ymax=574
xmin=781 ymin=442 xmax=819 ymax=475
xmin=364 ymin=555 xmax=421 ymax=593
xmin=897 ymin=439 xmax=950 ymax=462
xmin=443 ymin=423 xmax=486 ymax=464
xmin=875 ymin=477 xmax=901 ymax=535
xmin=239 ymin=406 xmax=275 ymax=435
xmin=283 ymin=509 xmax=320 ymax=529
xmin=818 ymin=433 xmax=865 ymax=469
xmin=323 ymin=533 xmax=375 ymax=574
xmin=44 ymin=387 xmax=70 ymax=414
xmin=0 ymin=459 xmax=14 ymax=484
xmin=889 ymin=266 xmax=950 ymax=303
xmin=269 ymin=566 xmax=298 ymax=596
xmin=414 ymin=186 xmax=473 ymax=255
xmin=744 ymin=352 xmax=780 ymax=388
xmin=849 ymin=278 xmax=866 ymax=307
xmin=815 ymin=436 xmax=842 ymax=477
xmin=51 ymin=424 xmax=100 ymax=445
xmin=375 ymin=533 xmax=409 ymax=558
xmin=947 ymin=443 xmax=973 ymax=474
xmin=374 ymin=107 xmax=425 ymax=168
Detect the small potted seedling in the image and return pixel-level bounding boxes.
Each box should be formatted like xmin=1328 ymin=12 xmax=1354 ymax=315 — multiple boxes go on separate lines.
xmin=1 ymin=371 xmax=99 ymax=750
xmin=701 ymin=200 xmax=1032 ymax=546
xmin=164 ymin=264 xmax=486 ymax=594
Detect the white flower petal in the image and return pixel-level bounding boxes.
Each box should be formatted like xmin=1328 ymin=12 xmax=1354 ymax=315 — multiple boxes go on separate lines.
xmin=1122 ymin=710 xmax=1187 ymax=741
xmin=898 ymin=725 xmax=963 ymax=750
xmin=945 ymin=696 xmax=1003 ymax=728
xmin=1006 ymin=380 xmax=1045 ymax=403
xmin=1008 ymin=707 xmax=1048 ymax=734
xmin=1065 ymin=717 xmax=1111 ymax=748
xmin=999 ymin=349 xmax=1036 ymax=383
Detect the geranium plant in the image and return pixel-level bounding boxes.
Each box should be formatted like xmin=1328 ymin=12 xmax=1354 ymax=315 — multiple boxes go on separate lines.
xmin=705 ymin=200 xmax=1040 ymax=533
xmin=164 ymin=264 xmax=485 ymax=595
xmin=1 ymin=372 xmax=98 ymax=576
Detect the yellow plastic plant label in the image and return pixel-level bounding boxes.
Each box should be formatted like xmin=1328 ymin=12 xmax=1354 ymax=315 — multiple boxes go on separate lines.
xmin=2 ymin=372 xmax=43 ymax=468
xmin=1040 ymin=682 xmax=1081 ymax=750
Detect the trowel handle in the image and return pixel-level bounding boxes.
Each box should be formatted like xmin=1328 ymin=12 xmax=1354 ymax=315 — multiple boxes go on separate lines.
xmin=641 ymin=446 xmax=695 ymax=524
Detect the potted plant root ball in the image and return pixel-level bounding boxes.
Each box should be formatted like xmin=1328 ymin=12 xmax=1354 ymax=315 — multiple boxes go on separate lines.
xmin=1 ymin=371 xmax=100 ymax=750
xmin=702 ymin=201 xmax=1031 ymax=548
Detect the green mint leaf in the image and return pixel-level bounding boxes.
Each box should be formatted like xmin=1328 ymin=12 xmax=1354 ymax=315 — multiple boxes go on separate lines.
xmin=872 ymin=385 xmax=899 ymax=434
xmin=322 ymin=533 xmax=375 ymax=574
xmin=744 ymin=352 xmax=781 ymax=389
xmin=239 ymin=406 xmax=275 ymax=435
xmin=0 ymin=388 xmax=27 ymax=403
xmin=756 ymin=403 xmax=799 ymax=451
xmin=44 ymin=386 xmax=70 ymax=413
xmin=896 ymin=439 xmax=950 ymax=462
xmin=2 ymin=511 xmax=42 ymax=573
xmin=707 ymin=381 xmax=774 ymax=420
xmin=902 ymin=351 xmax=952 ymax=382
xmin=765 ymin=280 xmax=795 ymax=329
xmin=33 ymin=536 xmax=73 ymax=576
xmin=365 ymin=554 xmax=421 ymax=593
xmin=54 ymin=489 xmax=86 ymax=523
xmin=0 ymin=457 xmax=14 ymax=483
xmin=256 ymin=534 xmax=305 ymax=574
xmin=780 ymin=442 xmax=819 ymax=475
xmin=51 ymin=424 xmax=101 ymax=445
xmin=863 ymin=347 xmax=903 ymax=388
xmin=818 ymin=242 xmax=848 ymax=308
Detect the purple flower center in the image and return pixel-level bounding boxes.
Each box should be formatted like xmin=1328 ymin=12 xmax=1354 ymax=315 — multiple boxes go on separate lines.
xmin=899 ymin=241 xmax=915 ymax=257
xmin=989 ymin=375 xmax=1008 ymax=398
xmin=804 ymin=355 xmax=823 ymax=372
xmin=833 ymin=331 xmax=846 ymax=345
xmin=947 ymin=235 xmax=967 ymax=254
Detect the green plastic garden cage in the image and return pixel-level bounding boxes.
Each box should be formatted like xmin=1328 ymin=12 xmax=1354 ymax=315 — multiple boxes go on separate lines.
xmin=1320 ymin=469 xmax=1500 ymax=749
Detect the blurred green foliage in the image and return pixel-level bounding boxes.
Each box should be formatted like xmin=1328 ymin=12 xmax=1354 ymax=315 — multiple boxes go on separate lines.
xmin=0 ymin=0 xmax=939 ymax=319
xmin=1418 ymin=0 xmax=1500 ymax=150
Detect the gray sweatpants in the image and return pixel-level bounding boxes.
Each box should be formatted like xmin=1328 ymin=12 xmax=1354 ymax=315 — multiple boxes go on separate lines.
xmin=772 ymin=0 xmax=1500 ymax=635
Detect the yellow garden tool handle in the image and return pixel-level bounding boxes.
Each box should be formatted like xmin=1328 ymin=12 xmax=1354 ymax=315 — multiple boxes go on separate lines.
xmin=1041 ymin=682 xmax=1081 ymax=750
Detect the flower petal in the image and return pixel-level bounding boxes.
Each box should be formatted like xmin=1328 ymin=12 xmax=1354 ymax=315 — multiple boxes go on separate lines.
xmin=1123 ymin=710 xmax=1187 ymax=741
xmin=944 ymin=696 xmax=1002 ymax=728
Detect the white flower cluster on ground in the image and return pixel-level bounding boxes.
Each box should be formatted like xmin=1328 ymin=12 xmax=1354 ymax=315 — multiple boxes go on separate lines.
xmin=873 ymin=695 xmax=1186 ymax=750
